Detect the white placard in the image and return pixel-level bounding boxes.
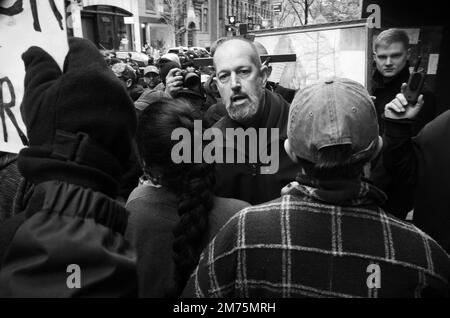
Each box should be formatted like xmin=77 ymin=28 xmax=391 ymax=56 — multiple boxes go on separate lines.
xmin=268 ymin=63 xmax=286 ymax=83
xmin=124 ymin=16 xmax=134 ymax=24
xmin=0 ymin=0 xmax=68 ymax=154
xmin=427 ymin=54 xmax=439 ymax=75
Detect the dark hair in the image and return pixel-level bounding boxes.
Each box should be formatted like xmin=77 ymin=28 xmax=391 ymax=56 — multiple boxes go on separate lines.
xmin=135 ymin=98 xmax=215 ymax=297
xmin=374 ymin=28 xmax=410 ymax=52
xmin=298 ymin=145 xmax=367 ymax=180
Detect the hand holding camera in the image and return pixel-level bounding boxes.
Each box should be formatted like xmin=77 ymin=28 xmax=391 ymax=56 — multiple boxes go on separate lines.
xmin=384 ymin=83 xmax=424 ymax=120
xmin=165 ymin=68 xmax=184 ymax=97
xmin=165 ymin=67 xmax=202 ymax=97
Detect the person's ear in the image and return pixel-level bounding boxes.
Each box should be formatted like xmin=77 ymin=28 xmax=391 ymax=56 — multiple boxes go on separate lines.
xmin=267 ymin=65 xmax=273 ymax=78
xmin=372 ymin=51 xmax=377 ymax=61
xmin=260 ymin=64 xmax=270 ymax=87
xmin=284 ymin=139 xmax=298 ymax=163
xmin=126 ymin=79 xmax=133 ymax=88
xmin=372 ymin=136 xmax=383 ymax=160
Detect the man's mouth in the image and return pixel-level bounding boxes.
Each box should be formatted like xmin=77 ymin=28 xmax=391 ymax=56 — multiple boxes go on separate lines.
xmin=231 ymin=94 xmax=248 ymax=104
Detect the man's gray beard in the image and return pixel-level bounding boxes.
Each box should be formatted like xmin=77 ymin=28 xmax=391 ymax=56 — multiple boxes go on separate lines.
xmin=228 ymin=101 xmax=258 ymax=123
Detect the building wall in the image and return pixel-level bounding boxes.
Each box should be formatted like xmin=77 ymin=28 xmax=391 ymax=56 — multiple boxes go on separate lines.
xmin=138 ymin=0 xmax=174 ymax=52
xmin=135 ymin=0 xmax=219 ymax=51
xmin=220 ymin=0 xmax=274 ymax=37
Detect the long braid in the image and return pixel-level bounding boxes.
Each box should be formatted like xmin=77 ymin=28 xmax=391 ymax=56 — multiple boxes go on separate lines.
xmin=136 ymin=98 xmax=217 ymax=297
xmin=170 ymin=162 xmax=215 ymax=296
xmin=165 ymin=110 xmax=216 ymax=297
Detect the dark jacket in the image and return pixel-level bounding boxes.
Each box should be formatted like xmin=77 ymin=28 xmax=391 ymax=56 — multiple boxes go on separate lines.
xmin=183 ymin=178 xmax=450 ymax=298
xmin=203 ymin=101 xmax=227 ymax=128
xmin=0 ymin=180 xmax=137 ymax=297
xmin=0 ymin=153 xmax=22 ymax=224
xmin=383 ymin=110 xmax=450 ymax=253
xmin=370 ymin=65 xmax=437 ymax=216
xmin=212 ymin=89 xmax=298 ymax=205
xmin=125 ymin=183 xmax=249 ymax=297
xmin=0 ymin=38 xmax=138 ymax=297
xmin=129 ymin=84 xmax=145 ymax=102
xmin=371 ymin=65 xmax=437 ymax=136
xmin=267 ymin=81 xmax=297 ymax=104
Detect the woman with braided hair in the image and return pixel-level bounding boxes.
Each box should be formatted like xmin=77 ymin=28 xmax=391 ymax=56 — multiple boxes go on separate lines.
xmin=126 ymin=98 xmax=249 ymax=297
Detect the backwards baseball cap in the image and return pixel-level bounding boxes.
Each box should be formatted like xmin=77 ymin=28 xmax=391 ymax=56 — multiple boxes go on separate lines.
xmin=287 ymin=77 xmax=380 ymax=164
xmin=144 ymin=65 xmax=159 ymax=76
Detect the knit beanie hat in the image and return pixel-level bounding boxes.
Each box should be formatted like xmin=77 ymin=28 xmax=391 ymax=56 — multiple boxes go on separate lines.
xmin=18 ymin=38 xmax=137 ymax=198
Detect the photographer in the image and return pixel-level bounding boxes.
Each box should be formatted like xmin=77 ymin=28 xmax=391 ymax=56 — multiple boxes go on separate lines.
xmin=164 ymin=66 xmax=206 ymax=118
xmin=383 ymin=83 xmax=450 ymax=253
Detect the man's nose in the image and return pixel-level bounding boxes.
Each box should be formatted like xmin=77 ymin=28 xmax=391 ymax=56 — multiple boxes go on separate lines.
xmin=385 ymin=56 xmax=393 ymax=65
xmin=231 ymin=73 xmax=241 ymax=91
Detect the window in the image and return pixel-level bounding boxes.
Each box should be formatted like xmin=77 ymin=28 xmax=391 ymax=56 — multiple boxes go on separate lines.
xmin=145 ymin=0 xmax=156 ymax=12
xmin=81 ymin=5 xmax=133 ymax=51
xmin=203 ymin=8 xmax=208 ymax=32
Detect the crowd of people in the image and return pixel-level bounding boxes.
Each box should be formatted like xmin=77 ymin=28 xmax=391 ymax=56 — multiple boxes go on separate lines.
xmin=0 ymin=28 xmax=449 ymax=298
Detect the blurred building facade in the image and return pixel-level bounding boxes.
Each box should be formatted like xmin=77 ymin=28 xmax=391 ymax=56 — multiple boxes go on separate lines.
xmin=64 ymin=0 xmax=275 ymax=52
xmin=221 ymin=0 xmax=274 ymax=36
xmin=136 ymin=0 xmax=275 ymax=51
xmin=65 ymin=0 xmax=141 ymax=51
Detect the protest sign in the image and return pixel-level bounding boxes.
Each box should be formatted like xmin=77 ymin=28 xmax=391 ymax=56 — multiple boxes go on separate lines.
xmin=0 ymin=0 xmax=68 ymax=153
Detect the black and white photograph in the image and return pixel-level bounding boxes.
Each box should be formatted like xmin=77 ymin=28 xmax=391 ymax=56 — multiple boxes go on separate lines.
xmin=0 ymin=0 xmax=449 ymax=306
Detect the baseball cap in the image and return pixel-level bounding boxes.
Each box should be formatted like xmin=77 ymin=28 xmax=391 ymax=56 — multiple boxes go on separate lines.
xmin=287 ymin=77 xmax=380 ymax=164
xmin=160 ymin=53 xmax=181 ymax=67
xmin=144 ymin=65 xmax=159 ymax=76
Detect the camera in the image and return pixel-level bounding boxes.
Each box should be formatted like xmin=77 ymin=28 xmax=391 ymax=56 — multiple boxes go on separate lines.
xmin=176 ymin=69 xmax=202 ymax=92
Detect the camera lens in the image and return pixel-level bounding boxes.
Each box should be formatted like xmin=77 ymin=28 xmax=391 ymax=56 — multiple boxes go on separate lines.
xmin=184 ymin=72 xmax=201 ymax=90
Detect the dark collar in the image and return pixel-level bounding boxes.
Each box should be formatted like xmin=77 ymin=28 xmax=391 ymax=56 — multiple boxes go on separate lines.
xmin=215 ymin=89 xmax=289 ymax=133
xmin=372 ymin=62 xmax=411 ymax=92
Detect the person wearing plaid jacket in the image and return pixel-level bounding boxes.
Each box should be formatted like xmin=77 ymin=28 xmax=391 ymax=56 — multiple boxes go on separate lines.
xmin=182 ymin=78 xmax=450 ymax=298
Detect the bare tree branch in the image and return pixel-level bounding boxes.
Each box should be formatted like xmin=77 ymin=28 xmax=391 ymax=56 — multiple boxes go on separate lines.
xmin=287 ymin=0 xmax=304 ymax=25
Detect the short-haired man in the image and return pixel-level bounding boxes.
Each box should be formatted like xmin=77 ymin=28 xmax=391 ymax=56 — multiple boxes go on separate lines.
xmin=182 ymin=78 xmax=450 ymax=298
xmin=372 ymin=28 xmax=436 ymax=135
xmin=210 ymin=38 xmax=298 ymax=205
xmin=371 ymin=29 xmax=437 ymax=218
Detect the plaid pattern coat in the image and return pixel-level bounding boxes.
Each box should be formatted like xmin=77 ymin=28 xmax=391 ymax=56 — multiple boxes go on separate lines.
xmin=182 ymin=177 xmax=450 ymax=298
